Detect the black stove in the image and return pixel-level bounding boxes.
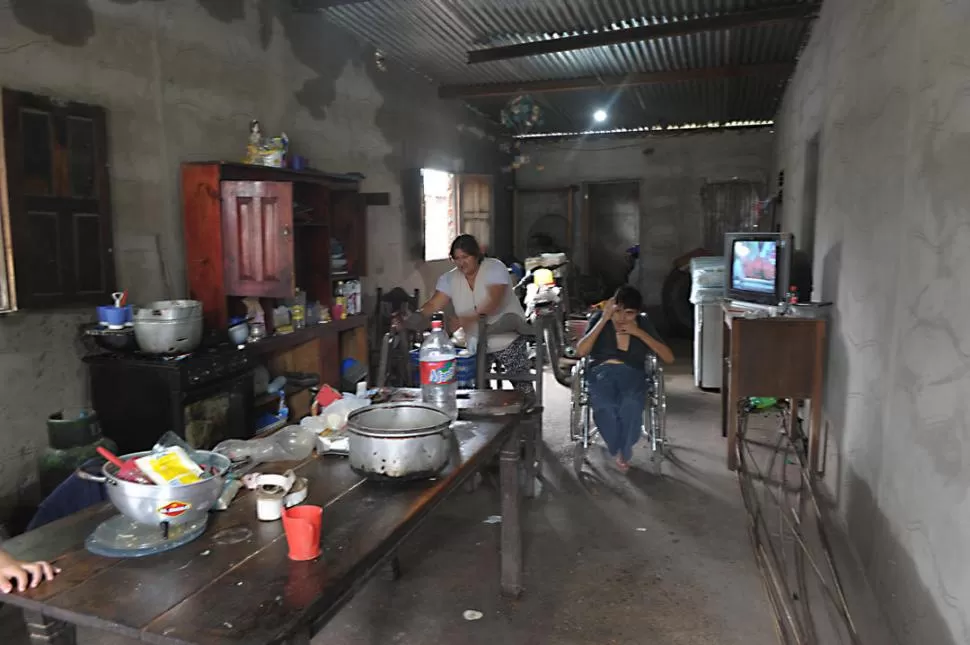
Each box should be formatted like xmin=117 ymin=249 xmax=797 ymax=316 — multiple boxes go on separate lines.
xmin=84 ymin=343 xmax=256 ymax=454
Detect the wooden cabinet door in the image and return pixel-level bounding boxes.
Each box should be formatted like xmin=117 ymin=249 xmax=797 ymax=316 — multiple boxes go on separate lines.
xmin=221 ymin=181 xmax=294 ymax=298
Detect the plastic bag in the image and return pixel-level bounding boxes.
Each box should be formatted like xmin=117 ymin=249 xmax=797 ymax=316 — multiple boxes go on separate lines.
xmin=690 ymin=257 xmax=726 ymax=304
xmin=690 ymin=257 xmax=726 ymax=288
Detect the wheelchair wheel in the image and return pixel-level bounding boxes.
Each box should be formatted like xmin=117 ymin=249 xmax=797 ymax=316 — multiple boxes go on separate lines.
xmin=645 ymin=358 xmax=668 ymax=473
xmin=569 ymin=360 xmax=595 ymax=448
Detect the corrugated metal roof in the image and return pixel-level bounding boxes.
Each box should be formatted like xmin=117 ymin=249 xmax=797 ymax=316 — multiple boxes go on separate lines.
xmin=321 ymin=0 xmax=815 ymax=133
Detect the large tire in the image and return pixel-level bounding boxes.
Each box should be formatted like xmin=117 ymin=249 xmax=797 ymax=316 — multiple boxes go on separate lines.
xmin=662 ymin=267 xmax=693 ymax=337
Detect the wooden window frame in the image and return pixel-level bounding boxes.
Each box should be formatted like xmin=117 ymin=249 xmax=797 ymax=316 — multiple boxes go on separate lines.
xmin=420 ymin=169 xmax=494 ymax=262
xmin=0 ymin=88 xmax=115 ymax=310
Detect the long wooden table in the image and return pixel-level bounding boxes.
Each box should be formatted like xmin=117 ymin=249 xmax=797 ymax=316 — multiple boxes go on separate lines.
xmin=2 ymin=391 xmax=525 ymax=645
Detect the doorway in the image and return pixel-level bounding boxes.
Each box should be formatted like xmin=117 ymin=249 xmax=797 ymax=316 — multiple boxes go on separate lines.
xmin=586 ymin=181 xmax=640 ymax=293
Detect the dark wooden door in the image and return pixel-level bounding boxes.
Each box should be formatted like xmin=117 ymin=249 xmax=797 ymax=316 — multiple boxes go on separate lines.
xmin=221 ymin=181 xmax=293 ymax=298
xmin=2 ymin=89 xmax=115 ymax=307
xmin=587 ymin=181 xmax=640 ymax=292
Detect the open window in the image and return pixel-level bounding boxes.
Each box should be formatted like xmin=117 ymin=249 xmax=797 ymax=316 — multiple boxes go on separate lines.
xmin=419 ymin=169 xmax=493 ymax=262
xmin=0 ymin=88 xmax=115 ymax=311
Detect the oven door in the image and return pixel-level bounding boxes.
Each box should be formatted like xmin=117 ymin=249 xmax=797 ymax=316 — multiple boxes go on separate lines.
xmin=182 ymin=371 xmax=254 ymax=449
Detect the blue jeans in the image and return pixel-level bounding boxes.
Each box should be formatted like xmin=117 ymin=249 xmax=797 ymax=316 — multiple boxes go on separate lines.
xmin=588 ymin=362 xmax=646 ymax=461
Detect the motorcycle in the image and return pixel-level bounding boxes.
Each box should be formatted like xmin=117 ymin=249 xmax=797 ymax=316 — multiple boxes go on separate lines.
xmin=511 ymin=256 xmax=578 ymax=388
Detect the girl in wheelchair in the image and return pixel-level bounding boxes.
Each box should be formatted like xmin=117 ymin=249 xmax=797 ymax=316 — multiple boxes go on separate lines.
xmin=575 ymin=286 xmax=674 ymax=472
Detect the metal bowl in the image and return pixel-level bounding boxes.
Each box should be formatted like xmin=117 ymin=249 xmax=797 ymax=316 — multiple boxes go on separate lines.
xmin=78 ymin=450 xmax=229 ymax=526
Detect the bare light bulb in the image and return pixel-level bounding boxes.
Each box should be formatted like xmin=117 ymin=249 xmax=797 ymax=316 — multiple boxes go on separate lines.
xmin=593 ymin=109 xmax=607 ymax=123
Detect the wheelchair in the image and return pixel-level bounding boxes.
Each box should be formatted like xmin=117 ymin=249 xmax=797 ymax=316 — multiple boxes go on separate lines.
xmin=569 ymin=352 xmax=668 ymax=471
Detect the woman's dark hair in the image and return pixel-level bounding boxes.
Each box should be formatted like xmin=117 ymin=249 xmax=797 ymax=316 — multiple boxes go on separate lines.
xmin=613 ymin=285 xmax=643 ymax=312
xmin=450 ymin=234 xmax=485 ymax=263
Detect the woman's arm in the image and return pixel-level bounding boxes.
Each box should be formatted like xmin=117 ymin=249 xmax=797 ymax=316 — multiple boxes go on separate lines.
xmin=418 ymin=290 xmax=451 ymax=318
xmin=0 ymin=550 xmax=58 ymax=594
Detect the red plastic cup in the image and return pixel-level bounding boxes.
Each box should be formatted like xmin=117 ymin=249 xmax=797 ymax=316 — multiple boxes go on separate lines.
xmin=282 ymin=505 xmax=323 ymax=561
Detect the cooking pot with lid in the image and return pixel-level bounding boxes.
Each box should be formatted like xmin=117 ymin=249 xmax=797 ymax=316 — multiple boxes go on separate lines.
xmin=133 ymin=300 xmax=203 ymax=354
xmin=346 ymin=403 xmax=453 ymax=480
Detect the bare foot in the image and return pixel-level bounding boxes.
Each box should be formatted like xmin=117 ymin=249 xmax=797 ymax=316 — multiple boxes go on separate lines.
xmin=615 ymin=456 xmax=630 ymax=473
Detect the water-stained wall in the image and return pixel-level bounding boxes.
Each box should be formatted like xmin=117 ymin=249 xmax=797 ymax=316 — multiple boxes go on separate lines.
xmin=0 ymin=0 xmax=509 ymax=517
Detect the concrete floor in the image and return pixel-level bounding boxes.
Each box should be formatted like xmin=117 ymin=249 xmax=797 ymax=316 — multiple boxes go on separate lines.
xmin=2 ymin=343 xmax=780 ymax=645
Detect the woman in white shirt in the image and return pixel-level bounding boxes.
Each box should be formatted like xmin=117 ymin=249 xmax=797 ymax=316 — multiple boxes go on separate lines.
xmin=398 ymin=235 xmax=534 ymax=403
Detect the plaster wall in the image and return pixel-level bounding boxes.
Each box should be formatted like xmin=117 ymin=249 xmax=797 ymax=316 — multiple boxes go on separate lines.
xmin=774 ymin=1 xmax=970 ymax=642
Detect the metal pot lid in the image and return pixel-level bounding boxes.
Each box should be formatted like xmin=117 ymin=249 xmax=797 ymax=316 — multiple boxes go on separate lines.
xmin=347 ymin=402 xmax=452 ymax=438
xmin=134 ymin=300 xmax=203 ymax=321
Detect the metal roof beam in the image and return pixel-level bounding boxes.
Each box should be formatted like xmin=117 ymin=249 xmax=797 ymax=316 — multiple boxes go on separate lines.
xmin=291 ymin=0 xmax=377 ymax=11
xmin=466 ymin=4 xmax=821 ymax=64
xmin=438 ymin=63 xmax=794 ymax=99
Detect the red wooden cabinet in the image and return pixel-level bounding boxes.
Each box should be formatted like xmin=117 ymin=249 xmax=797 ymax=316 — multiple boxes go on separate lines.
xmin=221 ymin=181 xmax=293 ymax=298
xmin=181 ymin=162 xmax=367 ymax=331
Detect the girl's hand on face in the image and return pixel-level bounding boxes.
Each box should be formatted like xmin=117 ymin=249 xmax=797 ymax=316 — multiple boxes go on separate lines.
xmin=602 ymin=298 xmax=617 ymax=319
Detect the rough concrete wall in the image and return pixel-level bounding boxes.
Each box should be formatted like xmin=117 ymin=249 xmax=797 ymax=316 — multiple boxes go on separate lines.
xmin=0 ymin=0 xmax=507 ymax=515
xmin=774 ymin=1 xmax=970 ymax=643
xmin=516 ymin=131 xmax=773 ymax=306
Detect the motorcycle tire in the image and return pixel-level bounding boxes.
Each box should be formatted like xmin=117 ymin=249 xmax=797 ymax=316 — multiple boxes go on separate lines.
xmin=661 ymin=267 xmax=694 ymax=338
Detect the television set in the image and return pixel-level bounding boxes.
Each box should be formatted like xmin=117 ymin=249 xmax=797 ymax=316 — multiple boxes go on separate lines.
xmin=723 ymin=232 xmax=794 ymax=306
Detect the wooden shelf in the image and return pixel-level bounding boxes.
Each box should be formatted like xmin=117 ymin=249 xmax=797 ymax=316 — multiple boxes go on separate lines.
xmin=183 ymin=161 xmax=363 ymax=188
xmin=245 ymin=314 xmax=368 ymax=357
xmin=254 ymin=383 xmax=314 ymax=408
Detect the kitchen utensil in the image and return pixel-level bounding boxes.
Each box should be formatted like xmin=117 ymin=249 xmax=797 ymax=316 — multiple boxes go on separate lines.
xmin=86 ymin=324 xmax=138 ymax=352
xmin=77 ymin=450 xmax=230 ymax=527
xmin=282 ymin=505 xmax=322 ymax=561
xmin=228 ymin=321 xmax=249 ymax=345
xmin=97 ymin=447 xmax=152 ymax=485
xmin=133 ymin=300 xmax=203 ymax=354
xmin=112 ymin=292 xmax=124 ymax=308
xmin=346 ymin=403 xmax=453 ymax=480
xmin=97 ymin=305 xmax=132 ymax=329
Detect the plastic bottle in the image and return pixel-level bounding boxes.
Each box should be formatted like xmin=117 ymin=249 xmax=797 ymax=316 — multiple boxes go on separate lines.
xmin=420 ymin=313 xmax=457 ymax=418
xmin=213 ymin=425 xmax=316 ymax=463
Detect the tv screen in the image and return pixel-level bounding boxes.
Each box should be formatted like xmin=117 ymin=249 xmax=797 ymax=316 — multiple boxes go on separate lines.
xmin=731 ymin=240 xmax=778 ymax=294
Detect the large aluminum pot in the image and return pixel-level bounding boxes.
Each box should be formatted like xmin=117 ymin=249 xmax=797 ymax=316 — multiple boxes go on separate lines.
xmin=346 ymin=403 xmax=452 ymax=480
xmin=77 ymin=450 xmax=229 ymax=526
xmin=133 ymin=316 xmax=203 ymax=354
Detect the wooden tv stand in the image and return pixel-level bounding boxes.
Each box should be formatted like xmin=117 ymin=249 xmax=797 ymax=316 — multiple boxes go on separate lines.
xmin=721 ymin=303 xmax=827 ymax=472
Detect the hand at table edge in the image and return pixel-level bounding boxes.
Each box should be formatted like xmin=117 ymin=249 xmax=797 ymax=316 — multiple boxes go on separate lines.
xmin=0 ymin=549 xmax=60 ymax=594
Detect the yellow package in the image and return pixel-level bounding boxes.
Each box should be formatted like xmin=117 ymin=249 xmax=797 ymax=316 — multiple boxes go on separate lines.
xmin=136 ymin=447 xmax=204 ymax=486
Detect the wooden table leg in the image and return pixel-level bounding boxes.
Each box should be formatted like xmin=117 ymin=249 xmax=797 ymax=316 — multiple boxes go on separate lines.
xmin=522 ymin=414 xmax=537 ymax=498
xmin=727 ymin=396 xmax=740 ymax=471
xmin=721 ymin=321 xmax=730 ymax=438
xmin=23 ymin=611 xmax=76 ymax=645
xmin=809 ymin=323 xmax=826 ymax=474
xmin=500 ymin=425 xmax=523 ymax=598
